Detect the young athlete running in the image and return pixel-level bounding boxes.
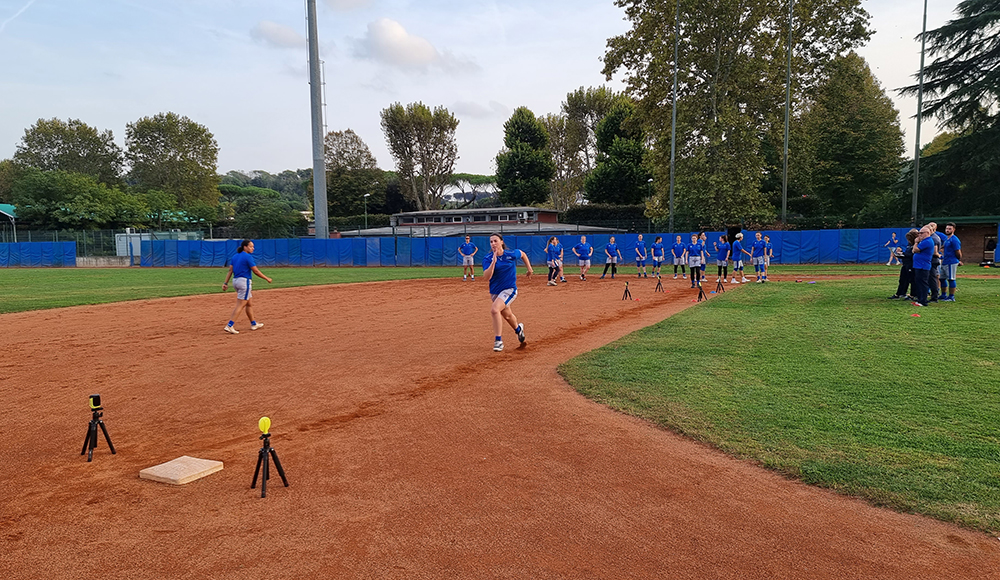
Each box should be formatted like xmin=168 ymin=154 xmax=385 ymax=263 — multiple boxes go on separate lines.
xmin=716 ymin=235 xmax=731 ymax=282
xmin=731 ymin=232 xmax=748 ymax=284
xmin=483 ymin=233 xmax=533 ymax=352
xmin=671 ymin=235 xmax=687 ymax=279
xmin=459 ymin=235 xmax=478 ymax=281
xmin=545 ymin=236 xmax=565 ymax=286
xmin=572 ymin=235 xmax=593 ymax=280
xmin=635 ymin=234 xmax=648 ymax=277
xmin=686 ymin=233 xmax=704 ymax=288
xmin=651 ymin=236 xmax=665 ymax=277
xmin=601 ymin=236 xmax=624 ymax=279
xmin=222 ymin=239 xmax=272 ymax=334
xmin=750 ymin=232 xmax=767 ymax=282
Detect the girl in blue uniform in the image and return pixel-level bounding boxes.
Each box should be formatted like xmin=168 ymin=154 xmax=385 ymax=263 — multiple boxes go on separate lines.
xmin=635 ymin=234 xmax=648 ymax=277
xmin=671 ymin=235 xmax=687 ymax=279
xmin=222 ymin=239 xmax=272 ymax=334
xmin=601 ymin=236 xmax=624 ymax=279
xmin=545 ymin=236 xmax=565 ymax=286
xmin=483 ymin=233 xmax=533 ymax=352
xmin=651 ymin=236 xmax=665 ymax=277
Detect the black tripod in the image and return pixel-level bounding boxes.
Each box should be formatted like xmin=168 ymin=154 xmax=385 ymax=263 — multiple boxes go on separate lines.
xmin=622 ymin=281 xmax=632 ymax=300
xmin=715 ymin=277 xmax=726 ymax=294
xmin=696 ymin=279 xmax=708 ymax=302
xmin=654 ymin=276 xmax=664 ymax=292
xmin=251 ymin=432 xmax=288 ymax=498
xmin=81 ymin=407 xmax=116 ymax=462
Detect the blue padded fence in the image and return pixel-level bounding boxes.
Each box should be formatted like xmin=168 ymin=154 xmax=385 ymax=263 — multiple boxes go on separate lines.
xmin=0 ymin=242 xmax=76 ymax=267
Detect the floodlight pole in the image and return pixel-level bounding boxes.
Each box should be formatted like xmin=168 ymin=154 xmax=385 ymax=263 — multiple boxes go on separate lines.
xmin=911 ymin=0 xmax=929 ymax=227
xmin=781 ymin=0 xmax=793 ymax=226
xmin=306 ymin=0 xmax=328 ymax=239
xmin=667 ymin=0 xmax=680 ymax=235
xmin=364 ymin=193 xmax=370 ymax=229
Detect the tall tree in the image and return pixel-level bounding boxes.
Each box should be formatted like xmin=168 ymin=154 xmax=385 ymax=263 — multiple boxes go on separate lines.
xmin=0 ymin=159 xmax=22 ymax=203
xmin=13 ymin=118 xmax=123 ymax=185
xmin=126 ymin=112 xmax=220 ymax=207
xmin=539 ymin=113 xmax=584 ymax=211
xmin=796 ymin=52 xmax=905 ymax=222
xmin=380 ymin=102 xmax=459 ymax=211
xmin=584 ymin=100 xmax=652 ymax=205
xmin=495 ymin=107 xmax=557 ymax=206
xmin=11 ymin=168 xmax=143 ymax=229
xmin=563 ymin=86 xmax=621 ymax=173
xmin=324 ymin=129 xmax=385 ymax=217
xmin=603 ymin=0 xmax=871 ymax=228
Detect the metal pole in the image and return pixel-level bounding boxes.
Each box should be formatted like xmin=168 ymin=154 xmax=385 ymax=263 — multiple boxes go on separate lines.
xmin=364 ymin=193 xmax=370 ymax=229
xmin=782 ymin=0 xmax=793 ymax=226
xmin=668 ymin=0 xmax=680 ymax=235
xmin=306 ymin=0 xmax=328 ymax=239
xmin=911 ymin=0 xmax=928 ymax=227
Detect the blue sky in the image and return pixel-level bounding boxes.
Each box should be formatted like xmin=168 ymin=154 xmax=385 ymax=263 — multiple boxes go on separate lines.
xmin=0 ymin=0 xmax=958 ymax=176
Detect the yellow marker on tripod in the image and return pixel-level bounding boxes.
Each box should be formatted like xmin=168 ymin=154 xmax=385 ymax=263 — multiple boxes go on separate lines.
xmin=258 ymin=416 xmax=271 ymax=435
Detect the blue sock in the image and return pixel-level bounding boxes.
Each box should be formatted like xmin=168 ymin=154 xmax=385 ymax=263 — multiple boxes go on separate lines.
xmin=495 ymin=336 xmax=502 ymax=341
xmin=251 ymin=320 xmax=257 ymax=325
xmin=227 ymin=321 xmax=234 ymax=327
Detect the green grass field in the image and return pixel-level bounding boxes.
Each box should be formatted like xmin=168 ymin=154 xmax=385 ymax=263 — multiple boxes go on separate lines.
xmin=560 ymin=276 xmax=1000 ymax=532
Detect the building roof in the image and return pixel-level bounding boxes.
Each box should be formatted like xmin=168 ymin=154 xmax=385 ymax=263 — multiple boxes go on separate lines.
xmin=339 ymin=222 xmax=618 ymax=237
xmin=393 ymin=206 xmax=558 ymax=217
xmin=0 ymin=204 xmax=15 ymax=219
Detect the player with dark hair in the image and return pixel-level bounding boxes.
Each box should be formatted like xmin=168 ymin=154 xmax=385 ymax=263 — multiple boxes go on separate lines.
xmin=483 ymin=233 xmax=533 ymax=352
xmin=671 ymin=235 xmax=687 ymax=279
xmin=686 ymin=233 xmax=704 ymax=288
xmin=940 ymin=222 xmax=962 ymax=301
xmin=731 ymin=232 xmax=748 ymax=284
xmin=573 ymin=235 xmax=593 ymax=281
xmin=545 ymin=236 xmax=565 ymax=286
xmin=749 ymin=232 xmax=767 ymax=283
xmin=911 ymin=226 xmax=935 ymax=306
xmin=459 ymin=235 xmax=478 ymax=281
xmin=601 ymin=236 xmax=624 ymax=279
xmin=651 ymin=236 xmax=665 ymax=277
xmin=699 ymin=232 xmax=710 ymax=281
xmin=715 ymin=235 xmax=731 ymax=282
xmin=635 ymin=233 xmax=648 ymax=278
xmin=222 ymin=239 xmax=272 ymax=334
xmin=884 ymin=232 xmax=901 ymax=266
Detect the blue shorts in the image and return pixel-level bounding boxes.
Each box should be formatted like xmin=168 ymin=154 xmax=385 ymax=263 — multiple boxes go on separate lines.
xmin=636 ymin=259 xmax=646 ymax=267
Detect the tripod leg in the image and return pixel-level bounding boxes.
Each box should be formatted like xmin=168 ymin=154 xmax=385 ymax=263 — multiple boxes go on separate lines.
xmin=82 ymin=423 xmax=94 ymax=456
xmin=251 ymin=449 xmax=264 ymax=489
xmin=269 ymin=449 xmax=289 ymax=487
xmin=86 ymin=422 xmax=98 ymax=461
xmin=98 ymin=421 xmax=116 ymax=455
xmin=261 ymin=451 xmax=269 ymax=498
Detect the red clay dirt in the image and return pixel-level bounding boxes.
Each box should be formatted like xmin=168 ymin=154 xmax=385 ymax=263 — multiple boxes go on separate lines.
xmin=2 ymin=273 xmax=999 ymax=579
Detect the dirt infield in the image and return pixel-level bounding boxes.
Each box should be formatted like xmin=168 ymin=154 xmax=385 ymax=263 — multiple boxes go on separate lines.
xmin=3 ymin=274 xmax=999 ymax=579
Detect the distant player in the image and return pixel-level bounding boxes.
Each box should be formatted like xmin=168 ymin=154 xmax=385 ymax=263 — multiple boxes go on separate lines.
xmin=545 ymin=236 xmax=565 ymax=286
xmin=635 ymin=234 xmax=648 ymax=278
xmin=651 ymin=236 xmax=665 ymax=277
xmin=764 ymin=235 xmax=774 ymax=280
xmin=483 ymin=233 xmax=533 ymax=352
xmin=686 ymin=233 xmax=704 ymax=288
xmin=699 ymin=232 xmax=710 ymax=281
xmin=750 ymin=232 xmax=767 ymax=282
xmin=940 ymin=222 xmax=962 ymax=301
xmin=884 ymin=232 xmax=901 ymax=266
xmin=715 ymin=235 xmax=731 ymax=282
xmin=459 ymin=235 xmax=478 ymax=281
xmin=601 ymin=236 xmax=624 ymax=279
xmin=222 ymin=239 xmax=272 ymax=334
xmin=573 ymin=235 xmax=593 ymax=280
xmin=731 ymin=232 xmax=748 ymax=284
xmin=671 ymin=235 xmax=687 ymax=279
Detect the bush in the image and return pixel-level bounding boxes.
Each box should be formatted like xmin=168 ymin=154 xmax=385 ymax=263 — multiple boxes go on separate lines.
xmin=329 ymin=214 xmax=390 ymax=231
xmin=562 ymin=204 xmax=647 ymax=224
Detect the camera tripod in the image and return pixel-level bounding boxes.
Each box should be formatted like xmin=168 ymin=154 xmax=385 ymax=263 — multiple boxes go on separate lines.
xmin=81 ymin=408 xmax=116 ymax=462
xmin=251 ymin=431 xmax=288 ymax=498
xmin=696 ymin=278 xmax=708 ymax=302
xmin=622 ymin=281 xmax=632 ymax=300
xmin=715 ymin=277 xmax=726 ymax=294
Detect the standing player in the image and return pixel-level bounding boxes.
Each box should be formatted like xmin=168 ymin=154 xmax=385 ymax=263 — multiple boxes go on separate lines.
xmin=671 ymin=235 xmax=687 ymax=279
xmin=686 ymin=233 xmax=704 ymax=288
xmin=911 ymin=226 xmax=935 ymax=306
xmin=764 ymin=235 xmax=774 ymax=280
xmin=222 ymin=239 xmax=272 ymax=334
xmin=483 ymin=233 xmax=533 ymax=352
xmin=731 ymin=232 xmax=748 ymax=284
xmin=715 ymin=235 xmax=731 ymax=282
xmin=601 ymin=236 xmax=624 ymax=279
xmin=459 ymin=235 xmax=478 ymax=281
xmin=572 ymin=235 xmax=593 ymax=280
xmin=940 ymin=222 xmax=962 ymax=301
xmin=750 ymin=232 xmax=767 ymax=282
xmin=884 ymin=232 xmax=901 ymax=266
xmin=699 ymin=232 xmax=710 ymax=282
xmin=545 ymin=236 xmax=565 ymax=286
xmin=651 ymin=236 xmax=665 ymax=277
xmin=635 ymin=233 xmax=649 ymax=277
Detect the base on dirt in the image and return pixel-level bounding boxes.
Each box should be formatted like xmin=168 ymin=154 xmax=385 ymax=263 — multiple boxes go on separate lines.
xmin=139 ymin=456 xmax=223 ymax=485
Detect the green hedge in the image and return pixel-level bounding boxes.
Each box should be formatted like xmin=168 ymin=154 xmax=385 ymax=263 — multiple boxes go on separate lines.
xmin=329 ymin=214 xmax=390 ymax=231
xmin=562 ymin=204 xmax=648 ymax=224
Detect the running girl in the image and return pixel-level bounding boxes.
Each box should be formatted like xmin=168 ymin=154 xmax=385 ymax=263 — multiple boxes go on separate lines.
xmin=672 ymin=235 xmax=687 ymax=279
xmin=601 ymin=236 xmax=624 ymax=279
xmin=222 ymin=239 xmax=272 ymax=334
xmin=635 ymin=234 xmax=648 ymax=278
xmin=651 ymin=236 xmax=665 ymax=277
xmin=483 ymin=233 xmax=533 ymax=352
xmin=545 ymin=236 xmax=565 ymax=286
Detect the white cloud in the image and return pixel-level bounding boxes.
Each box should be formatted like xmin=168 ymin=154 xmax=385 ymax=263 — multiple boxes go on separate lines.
xmin=250 ymin=21 xmax=305 ymax=50
xmin=324 ymin=0 xmax=372 ymax=11
xmin=353 ymin=18 xmax=478 ymax=74
xmin=452 ymin=100 xmax=509 ymax=119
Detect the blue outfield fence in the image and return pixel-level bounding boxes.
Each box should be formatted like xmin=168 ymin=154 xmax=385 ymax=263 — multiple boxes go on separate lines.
xmin=0 ymin=228 xmax=916 ymax=268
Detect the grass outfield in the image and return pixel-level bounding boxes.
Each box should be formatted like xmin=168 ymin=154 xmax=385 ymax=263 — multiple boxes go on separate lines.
xmin=560 ymin=276 xmax=1000 ymax=532
xmin=0 ymin=267 xmax=459 ymax=313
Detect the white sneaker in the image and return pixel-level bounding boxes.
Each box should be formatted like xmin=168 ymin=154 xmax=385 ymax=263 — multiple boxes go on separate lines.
xmin=742 ymin=277 xmax=749 ymax=282
xmin=471 ymin=275 xmax=475 ymax=280
xmin=463 ymin=275 xmax=467 ymax=280
xmin=547 ymin=280 xmax=557 ymax=286
xmin=493 ymin=340 xmax=504 ymax=352
xmin=251 ymin=322 xmax=264 ymax=330
xmin=224 ymin=325 xmax=239 ymax=334
xmin=516 ymin=324 xmax=526 ymax=343
xmin=673 ymin=275 xmax=677 ymax=279
xmin=731 ymin=278 xmax=739 ymax=284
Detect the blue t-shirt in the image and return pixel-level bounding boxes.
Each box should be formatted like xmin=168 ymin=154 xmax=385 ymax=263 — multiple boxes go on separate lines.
xmin=546 ymin=243 xmax=563 ymax=261
xmin=765 ymin=242 xmax=773 ymax=256
xmin=231 ymin=251 xmax=255 ymax=280
xmin=943 ymin=235 xmax=961 ymax=265
xmin=483 ymin=249 xmax=522 ymax=294
xmin=751 ymin=239 xmax=766 ymax=257
xmin=635 ymin=240 xmax=646 ymax=259
xmin=651 ymin=242 xmax=664 ymax=258
xmin=459 ymin=242 xmax=477 ymax=257
xmin=672 ymin=242 xmax=686 ymax=257
xmin=574 ymin=243 xmax=593 ymax=259
xmin=913 ymin=237 xmax=935 ymax=270
xmin=686 ymin=242 xmax=702 ymax=257
xmin=732 ymin=240 xmax=744 ymax=257
xmin=605 ymin=243 xmax=619 ymax=258
xmin=716 ymin=242 xmax=731 ymax=261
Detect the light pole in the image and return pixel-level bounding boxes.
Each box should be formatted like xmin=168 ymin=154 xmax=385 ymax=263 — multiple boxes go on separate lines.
xmin=782 ymin=0 xmax=793 ymax=226
xmin=668 ymin=0 xmax=680 ymax=235
xmin=911 ymin=0 xmax=929 ymax=227
xmin=364 ymin=193 xmax=371 ymax=230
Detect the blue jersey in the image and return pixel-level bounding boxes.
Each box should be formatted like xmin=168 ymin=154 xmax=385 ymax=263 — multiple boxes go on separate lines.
xmin=751 ymin=240 xmax=766 ymax=257
xmin=483 ymin=249 xmax=522 ymax=294
xmin=634 ymin=240 xmax=646 ymax=258
xmin=672 ymin=242 xmax=686 ymax=257
xmin=231 ymin=251 xmax=255 ymax=280
xmin=546 ymin=243 xmax=563 ymax=261
xmin=716 ymin=242 xmax=731 ymax=261
xmin=686 ymin=242 xmax=702 ymax=256
xmin=732 ymin=240 xmax=744 ymax=257
xmin=765 ymin=242 xmax=773 ymax=257
xmin=605 ymin=243 xmax=619 ymax=257
xmin=942 ymin=235 xmax=961 ymax=265
xmin=651 ymin=242 xmax=664 ymax=258
xmin=913 ymin=237 xmax=935 ymax=270
xmin=459 ymin=242 xmax=477 ymax=257
xmin=574 ymin=243 xmax=593 ymax=259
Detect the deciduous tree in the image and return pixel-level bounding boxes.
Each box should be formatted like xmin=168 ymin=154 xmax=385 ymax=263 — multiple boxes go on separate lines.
xmin=539 ymin=114 xmax=584 ymax=211
xmin=495 ymin=107 xmax=556 ymax=206
xmin=584 ymin=100 xmax=652 ymax=205
xmin=324 ymin=129 xmax=385 ymax=217
xmin=13 ymin=118 xmax=123 ymax=185
xmin=380 ymin=102 xmax=459 ymax=211
xmin=126 ymin=112 xmax=220 ymax=207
